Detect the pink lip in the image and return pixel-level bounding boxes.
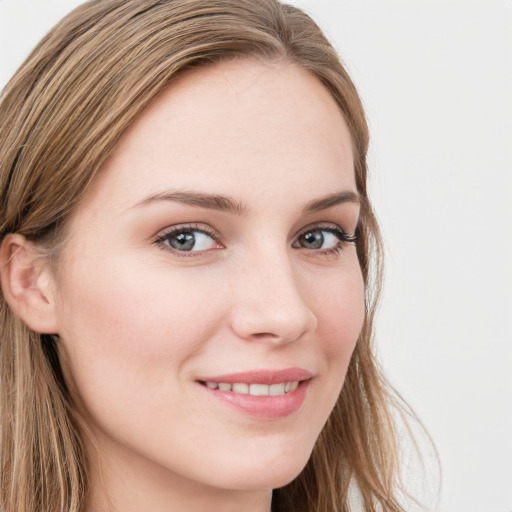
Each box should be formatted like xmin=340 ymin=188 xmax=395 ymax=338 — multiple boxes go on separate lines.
xmin=196 ymin=367 xmax=313 ymax=420
xmin=197 ymin=367 xmax=313 ymax=385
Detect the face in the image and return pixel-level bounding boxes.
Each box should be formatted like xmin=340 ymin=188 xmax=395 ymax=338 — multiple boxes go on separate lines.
xmin=51 ymin=60 xmax=364 ymax=505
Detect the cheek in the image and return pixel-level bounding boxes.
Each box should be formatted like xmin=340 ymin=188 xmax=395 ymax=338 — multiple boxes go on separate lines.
xmin=302 ymin=260 xmax=365 ymax=423
xmin=315 ymin=265 xmax=365 ymax=361
xmin=59 ymin=255 xmax=216 ymax=343
xmin=54 ymin=256 xmax=225 ymax=405
xmin=307 ymin=263 xmax=365 ymax=435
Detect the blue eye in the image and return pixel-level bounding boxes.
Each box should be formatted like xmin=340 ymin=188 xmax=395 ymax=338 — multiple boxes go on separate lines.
xmin=156 ymin=226 xmax=221 ymax=252
xmin=293 ymin=226 xmax=357 ymax=252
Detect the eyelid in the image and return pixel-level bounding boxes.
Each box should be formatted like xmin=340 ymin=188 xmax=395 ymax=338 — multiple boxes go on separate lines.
xmin=292 ymin=222 xmax=359 ymax=252
xmin=294 ymin=222 xmax=355 ymax=240
xmin=153 ymin=223 xmax=224 ymax=252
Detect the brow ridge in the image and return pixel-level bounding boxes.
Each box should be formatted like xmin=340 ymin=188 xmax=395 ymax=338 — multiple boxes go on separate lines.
xmin=133 ymin=190 xmax=248 ymax=216
xmin=303 ymin=190 xmax=360 ymax=214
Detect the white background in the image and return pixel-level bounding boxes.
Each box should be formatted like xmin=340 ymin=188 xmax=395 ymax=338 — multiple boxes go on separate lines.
xmin=0 ymin=1 xmax=510 ymax=511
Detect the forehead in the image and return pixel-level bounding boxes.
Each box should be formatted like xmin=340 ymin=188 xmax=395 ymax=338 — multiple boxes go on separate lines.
xmin=78 ymin=59 xmax=356 ymax=212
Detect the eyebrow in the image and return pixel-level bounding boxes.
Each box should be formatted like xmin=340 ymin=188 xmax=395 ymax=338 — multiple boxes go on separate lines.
xmin=133 ymin=190 xmax=248 ymax=215
xmin=302 ymin=190 xmax=360 ymax=213
xmin=132 ymin=189 xmax=359 ymax=215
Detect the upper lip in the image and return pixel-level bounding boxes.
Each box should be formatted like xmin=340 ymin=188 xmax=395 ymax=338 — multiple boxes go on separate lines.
xmin=196 ymin=367 xmax=313 ymax=385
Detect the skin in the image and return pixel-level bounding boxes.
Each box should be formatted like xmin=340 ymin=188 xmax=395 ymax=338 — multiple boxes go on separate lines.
xmin=47 ymin=60 xmax=365 ymax=512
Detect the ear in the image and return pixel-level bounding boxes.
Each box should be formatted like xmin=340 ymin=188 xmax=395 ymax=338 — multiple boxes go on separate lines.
xmin=0 ymin=234 xmax=59 ymax=334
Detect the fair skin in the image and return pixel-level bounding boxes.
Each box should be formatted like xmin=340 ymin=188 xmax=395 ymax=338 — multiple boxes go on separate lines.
xmin=2 ymin=60 xmax=364 ymax=512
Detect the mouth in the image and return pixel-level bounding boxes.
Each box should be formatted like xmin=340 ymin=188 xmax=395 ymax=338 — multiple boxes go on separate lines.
xmin=195 ymin=368 xmax=313 ymax=419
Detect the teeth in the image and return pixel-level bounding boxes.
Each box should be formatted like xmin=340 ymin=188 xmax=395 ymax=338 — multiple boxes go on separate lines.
xmin=203 ymin=381 xmax=300 ymax=396
xmin=249 ymin=383 xmax=269 ymax=396
xmin=269 ymin=383 xmax=286 ymax=396
xmin=232 ymin=383 xmax=249 ymax=394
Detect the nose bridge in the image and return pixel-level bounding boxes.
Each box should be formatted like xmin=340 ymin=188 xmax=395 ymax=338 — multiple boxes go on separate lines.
xmin=230 ymin=241 xmax=317 ymax=344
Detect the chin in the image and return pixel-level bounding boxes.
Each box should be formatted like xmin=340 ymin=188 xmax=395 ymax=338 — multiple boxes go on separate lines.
xmin=212 ymin=449 xmax=312 ymax=491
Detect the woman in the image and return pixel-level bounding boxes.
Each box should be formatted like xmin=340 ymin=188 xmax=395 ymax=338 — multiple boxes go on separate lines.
xmin=0 ymin=1 xmax=416 ymax=511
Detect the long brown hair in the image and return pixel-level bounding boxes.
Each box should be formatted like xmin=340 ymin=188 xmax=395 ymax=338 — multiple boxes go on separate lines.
xmin=0 ymin=1 xmax=417 ymax=510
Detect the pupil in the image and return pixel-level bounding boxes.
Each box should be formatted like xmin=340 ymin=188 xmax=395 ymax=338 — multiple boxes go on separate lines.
xmin=170 ymin=232 xmax=195 ymax=251
xmin=302 ymin=230 xmax=323 ymax=249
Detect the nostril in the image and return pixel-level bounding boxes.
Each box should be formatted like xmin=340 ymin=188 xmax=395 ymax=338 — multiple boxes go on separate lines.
xmin=252 ymin=332 xmax=278 ymax=339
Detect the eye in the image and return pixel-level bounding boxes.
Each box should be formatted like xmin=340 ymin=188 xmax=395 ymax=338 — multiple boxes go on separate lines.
xmin=155 ymin=225 xmax=222 ymax=253
xmin=293 ymin=225 xmax=357 ymax=253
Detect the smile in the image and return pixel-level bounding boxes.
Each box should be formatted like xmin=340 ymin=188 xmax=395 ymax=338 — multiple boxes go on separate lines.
xmin=196 ymin=368 xmax=312 ymax=418
xmin=201 ymin=381 xmax=300 ymax=396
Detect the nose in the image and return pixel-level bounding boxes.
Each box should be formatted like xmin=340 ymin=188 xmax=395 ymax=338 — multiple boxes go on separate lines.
xmin=229 ymin=251 xmax=318 ymax=345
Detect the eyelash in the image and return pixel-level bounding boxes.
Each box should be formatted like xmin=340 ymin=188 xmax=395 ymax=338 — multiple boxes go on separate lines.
xmin=154 ymin=223 xmax=223 ymax=257
xmin=153 ymin=223 xmax=358 ymax=258
xmin=296 ymin=224 xmax=359 ymax=257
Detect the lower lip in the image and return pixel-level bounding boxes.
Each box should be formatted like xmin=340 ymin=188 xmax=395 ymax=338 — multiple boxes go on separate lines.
xmin=198 ymin=380 xmax=311 ymax=419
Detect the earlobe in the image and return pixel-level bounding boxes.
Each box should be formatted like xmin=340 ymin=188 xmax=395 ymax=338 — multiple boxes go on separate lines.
xmin=0 ymin=234 xmax=59 ymax=334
